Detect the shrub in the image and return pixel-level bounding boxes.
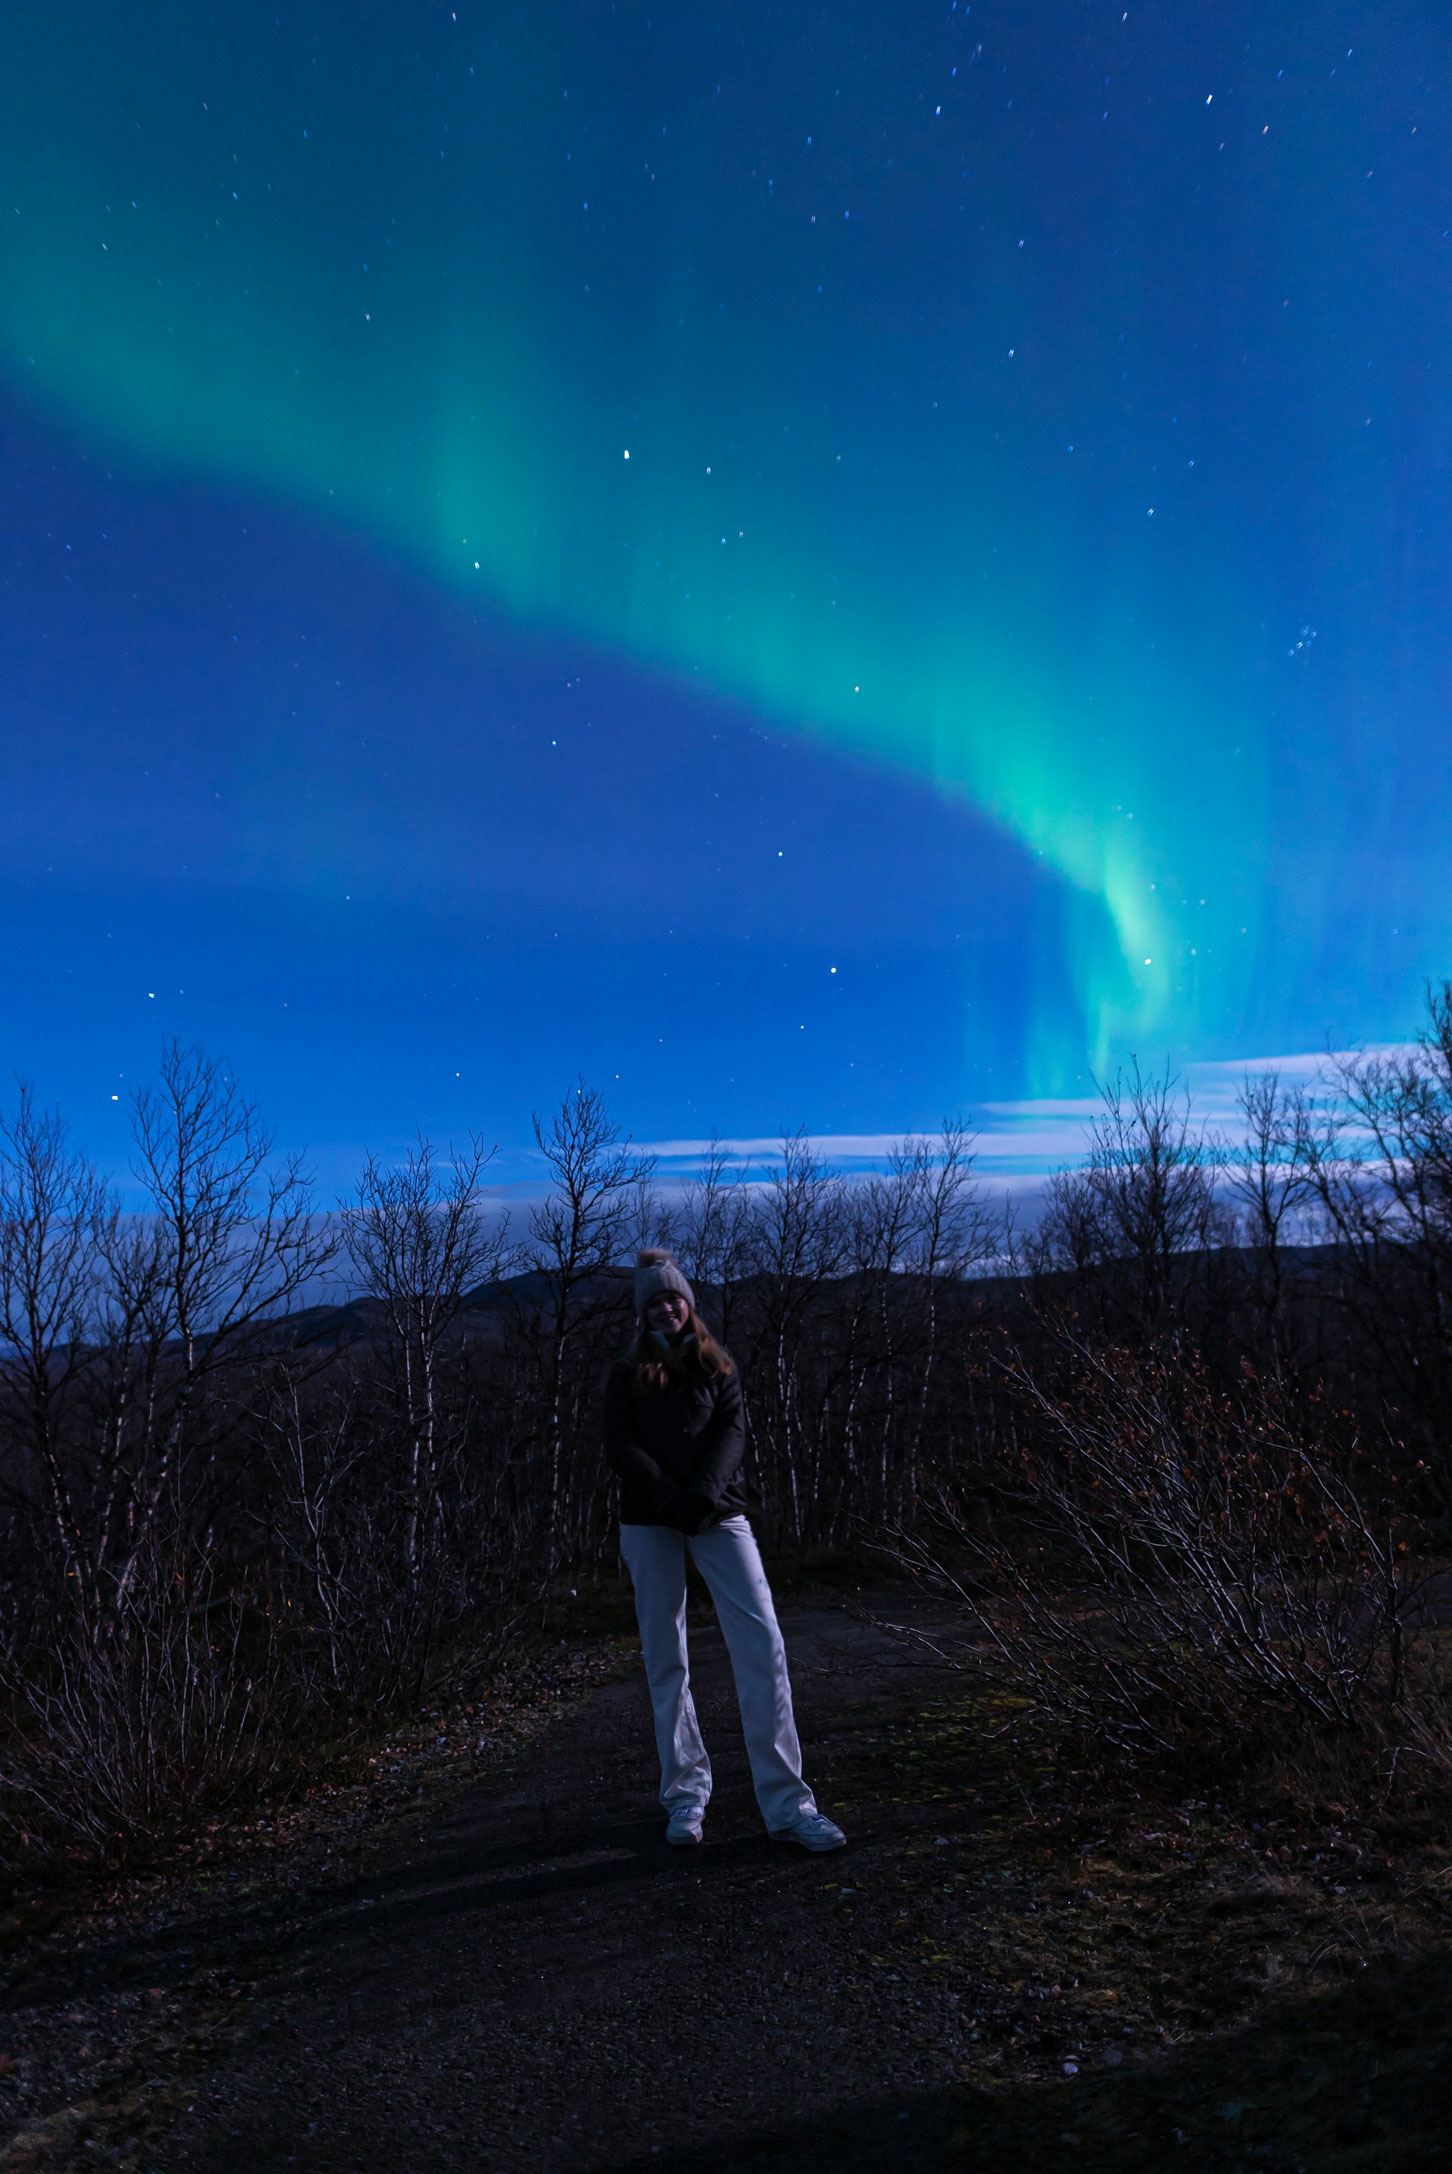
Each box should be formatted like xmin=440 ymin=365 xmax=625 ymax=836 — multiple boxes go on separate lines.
xmin=881 ymin=1337 xmax=1452 ymax=1790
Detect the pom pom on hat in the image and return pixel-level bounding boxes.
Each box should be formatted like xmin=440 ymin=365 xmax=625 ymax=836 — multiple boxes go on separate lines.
xmin=635 ymin=1247 xmax=695 ymax=1314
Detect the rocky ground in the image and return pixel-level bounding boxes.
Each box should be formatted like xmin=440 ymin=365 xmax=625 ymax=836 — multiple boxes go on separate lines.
xmin=3 ymin=1575 xmax=1452 ymax=2173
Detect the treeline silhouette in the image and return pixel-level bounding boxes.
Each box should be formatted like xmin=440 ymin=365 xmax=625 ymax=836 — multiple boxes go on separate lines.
xmin=7 ymin=987 xmax=1452 ymax=1861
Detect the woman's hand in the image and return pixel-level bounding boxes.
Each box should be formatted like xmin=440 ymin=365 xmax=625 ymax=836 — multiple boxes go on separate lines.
xmin=657 ymin=1491 xmax=713 ymax=1535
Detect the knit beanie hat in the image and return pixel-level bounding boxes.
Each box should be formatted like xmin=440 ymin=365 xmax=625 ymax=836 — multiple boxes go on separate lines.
xmin=634 ymin=1247 xmax=695 ymax=1315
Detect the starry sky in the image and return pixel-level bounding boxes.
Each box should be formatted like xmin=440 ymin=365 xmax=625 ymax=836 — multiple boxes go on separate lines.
xmin=1 ymin=2 xmax=1449 ymax=1177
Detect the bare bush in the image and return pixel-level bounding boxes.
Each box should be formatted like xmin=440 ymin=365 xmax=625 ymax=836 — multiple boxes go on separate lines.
xmin=0 ymin=1534 xmax=296 ymax=1855
xmin=883 ymin=1337 xmax=1448 ymax=1783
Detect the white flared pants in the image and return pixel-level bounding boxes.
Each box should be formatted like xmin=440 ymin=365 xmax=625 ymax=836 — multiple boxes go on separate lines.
xmin=618 ymin=1516 xmax=817 ymax=1831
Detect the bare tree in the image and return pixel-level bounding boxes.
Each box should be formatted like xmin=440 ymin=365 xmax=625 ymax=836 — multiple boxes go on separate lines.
xmin=516 ymin=1083 xmax=655 ymax=1560
xmin=0 ymin=1049 xmax=335 ymax=1850
xmin=341 ymin=1133 xmax=506 ymax=1593
xmin=88 ymin=1042 xmax=334 ymax=1622
xmin=129 ymin=1041 xmax=328 ymax=1362
xmin=1225 ymin=1071 xmax=1320 ymax=1378
xmin=1037 ymin=1063 xmax=1224 ymax=1335
xmin=260 ymin=1368 xmax=365 ymax=1694
xmin=0 ymin=1089 xmax=113 ymax=1645
xmin=675 ymin=1134 xmax=755 ymax=1348
xmin=897 ymin=1123 xmax=998 ymax=1501
xmin=735 ymin=1133 xmax=846 ymax=1543
xmin=1 ymin=1049 xmax=333 ymax=1646
xmin=1301 ymin=985 xmax=1452 ymax=1477
xmin=834 ymin=1155 xmax=921 ymax=1532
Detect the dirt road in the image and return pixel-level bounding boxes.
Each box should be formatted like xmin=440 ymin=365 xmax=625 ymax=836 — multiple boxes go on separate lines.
xmin=6 ymin=1593 xmax=980 ymax=2174
xmin=14 ymin=1580 xmax=1452 ymax=2173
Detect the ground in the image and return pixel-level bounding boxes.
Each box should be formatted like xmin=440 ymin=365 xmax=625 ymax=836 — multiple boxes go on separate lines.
xmin=3 ymin=1575 xmax=1451 ymax=2172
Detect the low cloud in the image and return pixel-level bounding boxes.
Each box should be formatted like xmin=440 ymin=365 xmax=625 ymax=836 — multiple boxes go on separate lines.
xmin=634 ymin=1048 xmax=1406 ymax=1190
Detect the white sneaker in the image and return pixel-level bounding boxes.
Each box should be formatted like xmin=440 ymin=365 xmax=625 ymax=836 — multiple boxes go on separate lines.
xmin=768 ymin=1812 xmax=846 ymax=1852
xmin=666 ymin=1808 xmax=704 ymax=1846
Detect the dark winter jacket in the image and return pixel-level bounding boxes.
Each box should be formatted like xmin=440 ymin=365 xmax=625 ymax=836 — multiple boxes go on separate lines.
xmin=602 ymin=1343 xmax=749 ymax=1528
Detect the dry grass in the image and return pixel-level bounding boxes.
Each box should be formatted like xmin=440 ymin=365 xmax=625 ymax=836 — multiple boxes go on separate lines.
xmin=854 ymin=1678 xmax=1452 ymax=2169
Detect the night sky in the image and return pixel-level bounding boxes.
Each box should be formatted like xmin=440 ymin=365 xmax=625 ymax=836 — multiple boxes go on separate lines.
xmin=2 ymin=3 xmax=1448 ymax=1177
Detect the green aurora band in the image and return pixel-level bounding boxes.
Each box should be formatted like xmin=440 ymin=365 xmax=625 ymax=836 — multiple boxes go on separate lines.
xmin=6 ymin=3 xmax=1405 ymax=1084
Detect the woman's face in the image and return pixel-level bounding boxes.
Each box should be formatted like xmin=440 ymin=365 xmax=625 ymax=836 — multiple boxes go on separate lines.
xmin=645 ymin=1291 xmax=690 ymax=1336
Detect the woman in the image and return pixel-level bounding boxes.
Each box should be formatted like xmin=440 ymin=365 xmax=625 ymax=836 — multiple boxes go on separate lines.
xmin=604 ymin=1248 xmax=846 ymax=1852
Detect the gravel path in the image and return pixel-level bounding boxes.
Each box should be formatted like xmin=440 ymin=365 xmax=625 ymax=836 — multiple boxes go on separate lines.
xmin=14 ymin=1589 xmax=1452 ymax=2173
xmin=47 ymin=1593 xmax=975 ymax=2173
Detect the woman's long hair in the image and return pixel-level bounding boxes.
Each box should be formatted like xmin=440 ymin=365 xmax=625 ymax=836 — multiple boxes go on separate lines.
xmin=628 ymin=1309 xmax=734 ymax=1392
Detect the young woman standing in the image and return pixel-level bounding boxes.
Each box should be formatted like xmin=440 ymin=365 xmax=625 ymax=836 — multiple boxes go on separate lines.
xmin=604 ymin=1249 xmax=846 ymax=1851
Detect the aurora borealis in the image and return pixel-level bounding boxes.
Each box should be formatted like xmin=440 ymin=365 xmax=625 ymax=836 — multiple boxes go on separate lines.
xmin=2 ymin=3 xmax=1450 ymax=1165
